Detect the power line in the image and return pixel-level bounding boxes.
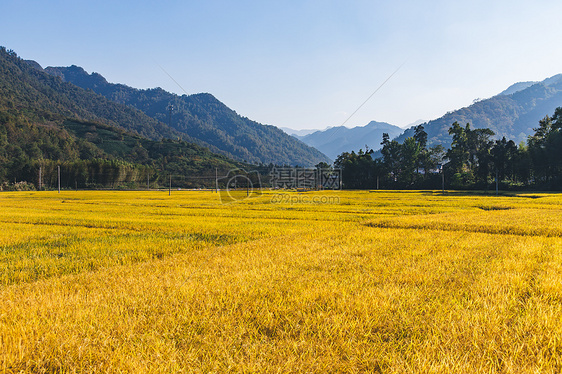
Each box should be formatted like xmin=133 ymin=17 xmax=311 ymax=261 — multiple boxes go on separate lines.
xmin=155 ymin=61 xmax=190 ymax=96
xmin=323 ymin=60 xmax=408 ymax=150
xmin=342 ymin=61 xmax=407 ymax=127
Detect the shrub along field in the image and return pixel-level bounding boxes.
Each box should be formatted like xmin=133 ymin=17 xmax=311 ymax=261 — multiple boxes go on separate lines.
xmin=1 ymin=190 xmax=562 ymax=372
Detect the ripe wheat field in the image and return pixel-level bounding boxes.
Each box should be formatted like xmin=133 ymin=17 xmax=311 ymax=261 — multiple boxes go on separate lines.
xmin=1 ymin=190 xmax=562 ymax=373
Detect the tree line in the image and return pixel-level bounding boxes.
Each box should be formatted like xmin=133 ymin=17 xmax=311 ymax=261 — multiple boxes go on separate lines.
xmin=334 ymin=107 xmax=562 ymax=190
xmin=0 ymin=109 xmax=248 ymax=191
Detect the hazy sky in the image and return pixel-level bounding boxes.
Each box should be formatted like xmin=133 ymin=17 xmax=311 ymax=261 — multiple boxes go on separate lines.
xmin=2 ymin=0 xmax=562 ymax=130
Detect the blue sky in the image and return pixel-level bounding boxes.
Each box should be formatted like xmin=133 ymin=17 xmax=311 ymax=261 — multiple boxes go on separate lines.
xmin=2 ymin=0 xmax=562 ymax=130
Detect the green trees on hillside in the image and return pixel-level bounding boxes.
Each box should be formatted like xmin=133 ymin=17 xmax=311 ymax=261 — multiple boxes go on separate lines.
xmin=446 ymin=122 xmax=495 ymax=187
xmin=334 ymin=149 xmax=378 ymax=189
xmin=0 ymin=47 xmax=257 ymax=190
xmin=0 ymin=47 xmax=180 ymax=142
xmin=343 ymin=125 xmax=445 ymax=189
xmin=527 ymin=108 xmax=562 ymax=186
xmin=0 ymin=108 xmax=246 ymax=190
xmin=44 ymin=65 xmax=330 ymax=166
xmin=336 ymin=109 xmax=562 ymax=190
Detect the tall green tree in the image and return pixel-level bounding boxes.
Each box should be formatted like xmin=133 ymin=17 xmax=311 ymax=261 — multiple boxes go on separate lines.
xmin=528 ymin=110 xmax=562 ymax=187
xmin=446 ymin=122 xmax=494 ymax=188
xmin=491 ymin=137 xmax=518 ymax=182
xmin=334 ymin=149 xmax=376 ymax=189
xmin=399 ymin=137 xmax=420 ymax=186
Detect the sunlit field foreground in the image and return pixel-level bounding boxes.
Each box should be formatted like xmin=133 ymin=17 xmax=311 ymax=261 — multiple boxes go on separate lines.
xmin=1 ymin=190 xmax=562 ymax=373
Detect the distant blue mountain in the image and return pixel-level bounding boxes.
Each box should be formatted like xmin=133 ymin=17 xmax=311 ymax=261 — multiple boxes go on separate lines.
xmin=280 ymin=127 xmax=318 ymax=137
xmin=291 ymin=121 xmax=403 ymax=160
xmin=498 ymin=74 xmax=562 ymax=96
xmin=498 ymin=81 xmax=537 ymax=96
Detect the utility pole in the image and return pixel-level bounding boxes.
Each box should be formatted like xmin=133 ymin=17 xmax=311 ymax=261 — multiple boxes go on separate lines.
xmin=38 ymin=166 xmax=42 ymax=191
xmin=167 ymin=104 xmax=174 ymax=127
xmin=339 ymin=170 xmax=343 ymax=190
xmin=495 ymin=169 xmax=499 ymax=196
xmin=57 ymin=165 xmax=61 ymax=193
xmin=215 ymin=168 xmax=218 ymax=193
xmin=441 ymin=165 xmax=445 ymax=194
xmin=147 ymin=174 xmax=150 ymax=190
xmin=169 ymin=174 xmax=171 ymax=196
xmin=376 ymin=175 xmax=379 ymax=190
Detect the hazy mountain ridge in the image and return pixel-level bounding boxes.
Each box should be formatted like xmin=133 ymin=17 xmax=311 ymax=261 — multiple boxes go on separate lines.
xmin=498 ymin=74 xmax=562 ymax=96
xmin=292 ymin=121 xmax=403 ymax=160
xmin=498 ymin=81 xmax=537 ymax=96
xmin=280 ymin=127 xmax=319 ymax=137
xmin=45 ymin=65 xmax=330 ymax=166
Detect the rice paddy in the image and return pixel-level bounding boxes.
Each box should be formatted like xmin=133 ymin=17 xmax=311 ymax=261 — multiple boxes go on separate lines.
xmin=1 ymin=190 xmax=562 ymax=372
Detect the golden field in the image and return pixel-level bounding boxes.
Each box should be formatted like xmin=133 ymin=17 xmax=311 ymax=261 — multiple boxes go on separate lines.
xmin=1 ymin=190 xmax=562 ymax=373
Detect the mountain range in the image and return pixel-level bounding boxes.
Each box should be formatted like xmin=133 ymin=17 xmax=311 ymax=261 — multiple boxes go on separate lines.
xmin=288 ymin=121 xmax=403 ymax=160
xmin=42 ymin=65 xmax=329 ymax=166
xmin=3 ymin=44 xmax=562 ymax=181
xmin=0 ymin=47 xmax=249 ymax=188
xmin=395 ymin=74 xmax=562 ymax=147
xmin=280 ymin=127 xmax=318 ymax=137
xmin=288 ymin=75 xmax=562 ymax=160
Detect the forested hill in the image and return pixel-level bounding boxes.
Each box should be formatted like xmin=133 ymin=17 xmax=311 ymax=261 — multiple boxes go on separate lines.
xmin=395 ymin=74 xmax=562 ymax=147
xmin=0 ymin=47 xmax=250 ymax=189
xmin=0 ymin=48 xmax=182 ymax=141
xmin=45 ymin=65 xmax=330 ymax=166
